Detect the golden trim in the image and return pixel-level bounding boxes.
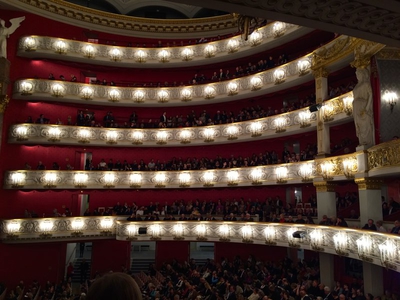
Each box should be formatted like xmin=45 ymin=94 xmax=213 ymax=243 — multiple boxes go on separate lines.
xmin=367 ymin=139 xmax=400 ymax=170
xmin=313 ymin=68 xmax=329 ymax=79
xmin=375 ymin=47 xmax=400 ymax=60
xmin=350 ymin=40 xmax=385 ymax=69
xmin=313 ymin=181 xmax=336 ymax=192
xmin=354 ymin=178 xmax=383 ymax=190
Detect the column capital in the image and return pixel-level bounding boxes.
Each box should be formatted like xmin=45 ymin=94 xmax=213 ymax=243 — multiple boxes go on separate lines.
xmin=354 ymin=178 xmax=383 ymax=190
xmin=312 ymin=67 xmax=329 ymax=79
xmin=313 ymin=181 xmax=336 ymax=192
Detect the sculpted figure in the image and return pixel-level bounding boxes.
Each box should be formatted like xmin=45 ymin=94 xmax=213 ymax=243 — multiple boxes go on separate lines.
xmin=352 ymin=68 xmax=375 ymax=147
xmin=0 ymin=16 xmax=25 ymax=59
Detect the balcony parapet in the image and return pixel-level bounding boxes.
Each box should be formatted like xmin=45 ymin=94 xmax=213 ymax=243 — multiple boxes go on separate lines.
xmin=13 ymin=59 xmax=314 ymax=107
xmin=4 ymin=151 xmax=363 ymax=190
xmin=2 ymin=218 xmax=399 ymax=271
xmin=8 ymin=92 xmax=353 ymax=147
xmin=367 ymin=138 xmax=400 ymax=177
xmin=17 ymin=23 xmax=309 ymax=68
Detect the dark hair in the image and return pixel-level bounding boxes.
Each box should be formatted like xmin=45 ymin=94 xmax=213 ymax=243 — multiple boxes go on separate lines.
xmin=86 ymin=272 xmax=142 ymax=300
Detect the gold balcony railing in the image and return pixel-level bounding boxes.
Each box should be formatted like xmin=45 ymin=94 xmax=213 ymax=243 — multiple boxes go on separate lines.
xmin=8 ymin=92 xmax=354 ymax=147
xmin=1 ymin=218 xmax=399 ymax=271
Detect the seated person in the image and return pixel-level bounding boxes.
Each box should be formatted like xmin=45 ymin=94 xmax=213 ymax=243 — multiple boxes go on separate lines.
xmin=86 ymin=272 xmax=142 ymax=300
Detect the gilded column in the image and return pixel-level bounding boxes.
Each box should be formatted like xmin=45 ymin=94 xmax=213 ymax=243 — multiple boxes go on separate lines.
xmin=313 ymin=67 xmax=330 ymax=157
xmin=354 ymin=178 xmax=383 ymax=226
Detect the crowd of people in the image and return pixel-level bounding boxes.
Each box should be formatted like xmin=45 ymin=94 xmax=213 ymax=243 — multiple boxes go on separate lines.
xmin=7 ymin=253 xmax=400 ymax=300
xmin=24 ymin=78 xmax=355 ymax=130
xmin=21 ymin=191 xmax=360 ymax=222
xmin=26 ymin=93 xmax=318 ymax=129
xmin=23 ymin=143 xmax=318 ymax=173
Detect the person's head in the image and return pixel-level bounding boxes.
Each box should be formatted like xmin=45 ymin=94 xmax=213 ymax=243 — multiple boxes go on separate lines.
xmin=86 ymin=272 xmax=142 ymax=300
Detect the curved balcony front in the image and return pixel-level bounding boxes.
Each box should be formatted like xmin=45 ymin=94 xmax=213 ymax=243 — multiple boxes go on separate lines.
xmin=17 ymin=23 xmax=312 ymax=68
xmin=8 ymin=92 xmax=353 ymax=147
xmin=3 ymin=151 xmax=363 ymax=190
xmin=1 ymin=218 xmax=399 ymax=272
xmin=13 ymin=35 xmax=357 ymax=107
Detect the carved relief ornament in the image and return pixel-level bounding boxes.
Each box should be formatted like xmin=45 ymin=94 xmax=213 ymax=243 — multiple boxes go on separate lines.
xmin=350 ymin=40 xmax=385 ymax=69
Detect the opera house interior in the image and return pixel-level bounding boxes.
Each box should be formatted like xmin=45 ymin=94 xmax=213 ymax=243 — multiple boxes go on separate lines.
xmin=0 ymin=0 xmax=400 ymax=299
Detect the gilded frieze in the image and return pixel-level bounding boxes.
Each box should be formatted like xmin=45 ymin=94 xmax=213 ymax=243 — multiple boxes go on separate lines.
xmin=367 ymin=139 xmax=400 ymax=170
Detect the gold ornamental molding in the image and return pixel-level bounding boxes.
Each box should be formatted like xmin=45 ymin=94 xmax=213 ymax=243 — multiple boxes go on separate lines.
xmin=354 ymin=178 xmax=383 ymax=190
xmin=367 ymin=139 xmax=400 ymax=170
xmin=313 ymin=181 xmax=336 ymax=193
xmin=311 ymin=36 xmax=354 ymax=69
xmin=311 ymin=37 xmax=385 ymax=72
xmin=9 ymin=0 xmax=237 ymax=37
xmin=350 ymin=40 xmax=386 ymax=69
xmin=375 ymin=47 xmax=400 ymax=61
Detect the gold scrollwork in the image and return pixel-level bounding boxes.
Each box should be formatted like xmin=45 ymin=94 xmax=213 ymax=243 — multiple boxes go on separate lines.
xmin=367 ymin=139 xmax=400 ymax=170
xmin=351 ymin=40 xmax=386 ymax=69
xmin=312 ymin=37 xmax=351 ymax=68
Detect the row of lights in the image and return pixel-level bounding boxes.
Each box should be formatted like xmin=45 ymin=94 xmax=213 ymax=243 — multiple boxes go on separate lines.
xmin=319 ymin=157 xmax=357 ymax=180
xmin=14 ymin=111 xmax=314 ymax=143
xmin=22 ymin=23 xmax=288 ymax=60
xmin=9 ymin=158 xmax=359 ymax=189
xmin=6 ymin=217 xmax=113 ymax=238
xmin=8 ymin=166 xmax=307 ymax=189
xmin=6 ymin=218 xmax=397 ymax=268
xmin=18 ymin=62 xmax=311 ymax=101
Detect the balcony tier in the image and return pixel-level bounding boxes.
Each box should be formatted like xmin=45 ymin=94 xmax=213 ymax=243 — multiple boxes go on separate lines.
xmin=1 ymin=218 xmax=399 ymax=272
xmin=18 ymin=23 xmax=312 ymax=68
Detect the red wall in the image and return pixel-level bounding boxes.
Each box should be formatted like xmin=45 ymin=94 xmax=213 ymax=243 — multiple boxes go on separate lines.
xmin=1 ymin=185 xmax=289 ymax=218
xmin=155 ymin=241 xmax=190 ymax=267
xmin=0 ymin=242 xmax=66 ymax=287
xmin=3 ymin=134 xmax=317 ymax=171
xmin=90 ymin=240 xmax=131 ymax=276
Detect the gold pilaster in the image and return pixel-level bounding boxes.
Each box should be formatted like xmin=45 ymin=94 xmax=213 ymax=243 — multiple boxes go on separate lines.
xmin=355 ymin=178 xmax=383 ymax=190
xmin=313 ymin=67 xmax=329 ymax=79
xmin=313 ymin=181 xmax=336 ymax=192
